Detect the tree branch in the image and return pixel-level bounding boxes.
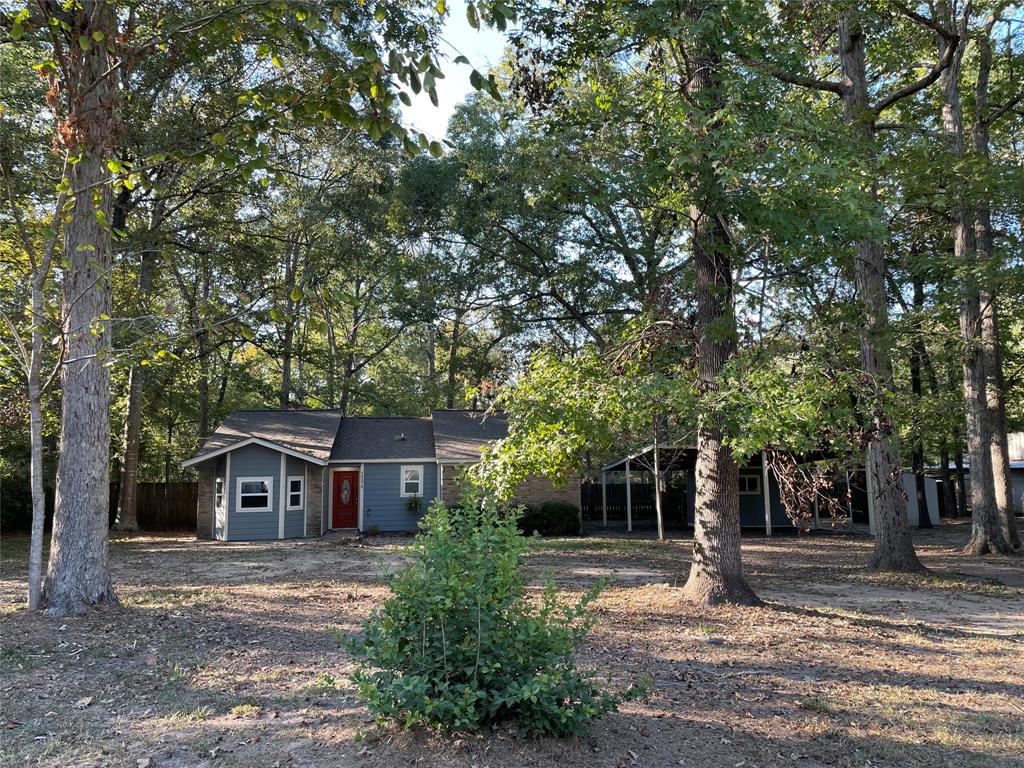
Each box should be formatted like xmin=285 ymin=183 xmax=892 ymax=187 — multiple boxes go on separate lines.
xmin=986 ymin=92 xmax=1023 ymax=125
xmin=890 ymin=1 xmax=957 ymax=41
xmin=765 ymin=67 xmax=845 ymax=95
xmin=872 ymin=32 xmax=959 ymax=115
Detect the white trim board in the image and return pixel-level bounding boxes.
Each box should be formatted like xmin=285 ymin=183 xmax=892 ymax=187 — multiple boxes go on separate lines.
xmin=278 ymin=454 xmax=286 ymax=539
xmin=182 ymin=437 xmax=327 ymax=468
xmin=358 ymin=464 xmax=365 ymax=531
xmin=224 ymin=453 xmax=231 ymax=540
xmin=329 ymin=457 xmax=436 ymax=464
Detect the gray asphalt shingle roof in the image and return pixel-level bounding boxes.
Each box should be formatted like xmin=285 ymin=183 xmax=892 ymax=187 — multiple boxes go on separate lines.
xmin=330 ymin=417 xmax=435 ymax=461
xmin=191 ymin=409 xmax=342 ymax=462
xmin=187 ymin=409 xmax=508 ymax=465
xmin=431 ymin=409 xmax=508 ymax=462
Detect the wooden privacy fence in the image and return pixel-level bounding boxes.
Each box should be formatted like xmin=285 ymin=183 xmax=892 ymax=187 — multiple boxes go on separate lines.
xmin=108 ymin=482 xmax=197 ymax=531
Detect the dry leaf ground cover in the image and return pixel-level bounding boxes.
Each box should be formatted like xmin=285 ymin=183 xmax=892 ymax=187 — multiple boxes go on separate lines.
xmin=1 ymin=521 xmax=1022 ymax=768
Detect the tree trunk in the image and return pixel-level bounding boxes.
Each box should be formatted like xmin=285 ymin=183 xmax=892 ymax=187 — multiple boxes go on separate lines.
xmin=982 ymin=296 xmax=1019 ymax=547
xmin=280 ymin=320 xmax=294 ymax=408
xmin=165 ymin=416 xmax=175 ymax=483
xmin=909 ymin=278 xmax=932 ymax=528
xmin=445 ymin=313 xmax=463 ymax=409
xmin=27 ymin=365 xmax=46 ymax=609
xmin=972 ymin=27 xmax=1019 ymax=549
xmin=939 ymin=442 xmax=956 ymax=518
xmin=42 ymin=2 xmax=120 ymax=615
xmin=920 ymin=309 xmax=958 ymax=520
xmin=111 ymin=180 xmax=139 ymax=528
xmin=679 ymin=33 xmax=758 ymax=606
xmin=197 ymin=327 xmax=211 ymax=441
xmin=338 ymin=280 xmax=364 ymax=416
xmin=338 ymin=325 xmax=358 ymax=416
xmin=114 ymin=226 xmax=160 ymax=531
xmin=426 ymin=323 xmax=436 ymax=382
xmin=325 ymin=310 xmax=338 ymax=408
xmin=955 ymin=447 xmax=968 ymax=518
xmin=936 ymin=17 xmax=1009 ymax=555
xmin=838 ymin=11 xmax=923 ymax=571
xmin=113 ymin=365 xmax=143 ymax=531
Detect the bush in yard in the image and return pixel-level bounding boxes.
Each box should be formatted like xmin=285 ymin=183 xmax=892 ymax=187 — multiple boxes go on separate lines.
xmin=518 ymin=501 xmax=581 ymax=536
xmin=347 ymin=493 xmax=639 ymax=736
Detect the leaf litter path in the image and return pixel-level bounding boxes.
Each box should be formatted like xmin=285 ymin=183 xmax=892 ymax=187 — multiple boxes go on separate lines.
xmin=1 ymin=521 xmax=1021 ymax=768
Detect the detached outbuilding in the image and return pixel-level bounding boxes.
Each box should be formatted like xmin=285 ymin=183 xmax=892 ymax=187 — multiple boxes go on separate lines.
xmin=182 ymin=409 xmax=579 ymax=541
xmin=594 ymin=445 xmax=793 ymax=534
xmin=592 ymin=444 xmax=942 ymax=534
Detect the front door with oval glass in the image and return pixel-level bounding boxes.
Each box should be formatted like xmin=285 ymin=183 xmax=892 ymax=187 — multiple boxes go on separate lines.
xmin=332 ymin=470 xmax=359 ymax=529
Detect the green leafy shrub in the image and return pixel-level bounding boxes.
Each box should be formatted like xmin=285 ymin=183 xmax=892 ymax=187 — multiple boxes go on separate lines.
xmin=518 ymin=501 xmax=581 ymax=536
xmin=347 ymin=493 xmax=638 ymax=736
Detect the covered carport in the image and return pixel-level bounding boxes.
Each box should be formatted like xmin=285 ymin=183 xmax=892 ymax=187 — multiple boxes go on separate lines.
xmin=595 ymin=445 xmax=800 ymax=537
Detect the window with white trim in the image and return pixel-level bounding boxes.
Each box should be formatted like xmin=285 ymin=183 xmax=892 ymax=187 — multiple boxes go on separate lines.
xmin=738 ymin=474 xmax=761 ymax=495
xmin=215 ymin=478 xmax=225 ymax=511
xmin=237 ymin=477 xmax=273 ymax=511
xmin=287 ymin=476 xmax=304 ymax=509
xmin=400 ymin=465 xmax=423 ymax=497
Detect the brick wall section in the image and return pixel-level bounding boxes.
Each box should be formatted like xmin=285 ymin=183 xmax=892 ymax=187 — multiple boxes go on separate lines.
xmin=511 ymin=474 xmax=581 ymax=507
xmin=196 ymin=466 xmax=215 ymax=540
xmin=440 ymin=464 xmax=581 ymax=508
xmin=440 ymin=464 xmax=468 ymax=504
xmin=306 ymin=467 xmax=323 ymax=537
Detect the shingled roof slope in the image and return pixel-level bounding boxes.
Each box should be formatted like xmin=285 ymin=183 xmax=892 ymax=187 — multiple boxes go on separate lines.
xmin=189 ymin=409 xmax=342 ymax=462
xmin=330 ymin=417 xmax=435 ymax=461
xmin=431 ymin=409 xmax=508 ymax=462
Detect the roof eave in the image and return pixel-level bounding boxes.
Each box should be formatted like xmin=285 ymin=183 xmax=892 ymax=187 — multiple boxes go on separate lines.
xmin=328 ymin=456 xmax=436 ymax=464
xmin=181 ymin=436 xmax=328 ymax=468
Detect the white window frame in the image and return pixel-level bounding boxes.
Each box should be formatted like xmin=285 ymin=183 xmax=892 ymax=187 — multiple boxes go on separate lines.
xmin=287 ymin=475 xmax=304 ymax=510
xmin=400 ymin=465 xmax=423 ymax=498
xmin=738 ymin=474 xmax=761 ymax=496
xmin=236 ymin=476 xmax=273 ymax=512
xmin=215 ymin=477 xmax=225 ymax=511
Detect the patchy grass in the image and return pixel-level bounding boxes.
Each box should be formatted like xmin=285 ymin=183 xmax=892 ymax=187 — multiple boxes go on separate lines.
xmin=123 ymin=586 xmax=228 ymax=610
xmin=1 ymin=523 xmax=1022 ymax=768
xmin=163 ymin=705 xmax=215 ymax=725
xmin=851 ymin=567 xmax=1020 ymax=597
xmin=229 ymin=702 xmax=262 ymax=718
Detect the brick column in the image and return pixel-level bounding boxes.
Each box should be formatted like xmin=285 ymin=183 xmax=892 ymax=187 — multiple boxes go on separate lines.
xmin=196 ymin=466 xmax=215 ymax=540
xmin=306 ymin=467 xmax=324 ymax=537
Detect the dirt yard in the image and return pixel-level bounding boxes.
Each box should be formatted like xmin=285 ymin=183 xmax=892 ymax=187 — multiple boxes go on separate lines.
xmin=2 ymin=522 xmax=1022 ymax=768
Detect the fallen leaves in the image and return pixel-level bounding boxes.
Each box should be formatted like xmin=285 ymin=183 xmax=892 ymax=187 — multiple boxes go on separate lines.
xmin=1 ymin=526 xmax=1021 ymax=768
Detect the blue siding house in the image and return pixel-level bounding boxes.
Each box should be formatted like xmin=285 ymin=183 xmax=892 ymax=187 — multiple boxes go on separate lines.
xmin=183 ymin=409 xmax=563 ymax=542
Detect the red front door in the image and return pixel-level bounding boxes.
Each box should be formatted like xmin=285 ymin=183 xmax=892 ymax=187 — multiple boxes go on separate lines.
xmin=332 ymin=470 xmax=359 ymax=529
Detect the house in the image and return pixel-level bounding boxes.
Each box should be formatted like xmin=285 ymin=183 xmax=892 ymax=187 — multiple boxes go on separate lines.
xmin=181 ymin=409 xmax=580 ymax=541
